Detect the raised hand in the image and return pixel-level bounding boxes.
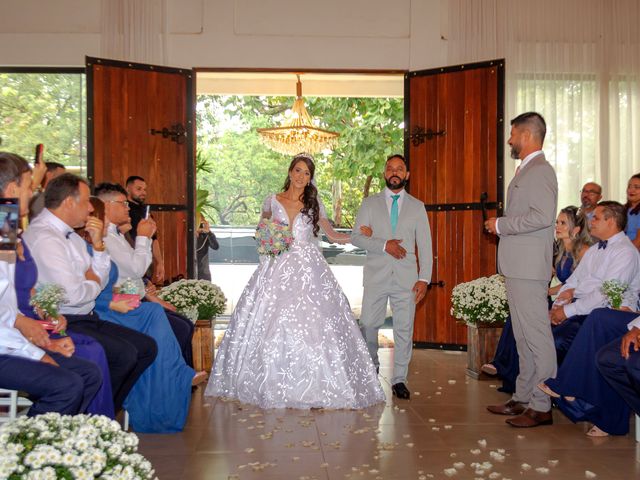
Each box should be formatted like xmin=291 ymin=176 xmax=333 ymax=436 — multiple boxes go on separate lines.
xmin=85 ymin=216 xmax=105 ymax=247
xmin=137 ymin=218 xmax=157 ymax=238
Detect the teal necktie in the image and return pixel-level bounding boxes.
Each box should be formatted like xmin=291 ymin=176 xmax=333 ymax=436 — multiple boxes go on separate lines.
xmin=390 ymin=194 xmax=400 ymax=235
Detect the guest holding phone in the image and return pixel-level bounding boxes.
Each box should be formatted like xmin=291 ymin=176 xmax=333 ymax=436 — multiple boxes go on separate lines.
xmin=196 ymin=214 xmax=218 ymax=281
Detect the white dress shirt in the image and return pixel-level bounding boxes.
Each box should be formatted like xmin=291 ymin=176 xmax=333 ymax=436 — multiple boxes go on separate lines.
xmin=104 ymin=223 xmax=152 ymax=297
xmin=22 ymin=209 xmax=111 ymax=315
xmin=384 ymin=187 xmax=406 ymax=216
xmin=0 ymin=260 xmax=45 ymax=360
xmin=496 ymin=150 xmax=544 ymax=235
xmin=560 ymin=231 xmax=640 ymax=317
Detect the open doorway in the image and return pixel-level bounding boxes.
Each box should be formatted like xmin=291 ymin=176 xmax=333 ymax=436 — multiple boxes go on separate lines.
xmin=194 ymin=70 xmax=404 ymax=345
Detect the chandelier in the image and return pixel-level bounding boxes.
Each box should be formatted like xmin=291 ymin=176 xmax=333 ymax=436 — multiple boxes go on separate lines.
xmin=257 ymin=75 xmax=340 ymax=155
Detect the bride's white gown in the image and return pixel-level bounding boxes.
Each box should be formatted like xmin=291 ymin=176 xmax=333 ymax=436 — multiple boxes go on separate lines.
xmin=205 ymin=194 xmax=385 ymax=409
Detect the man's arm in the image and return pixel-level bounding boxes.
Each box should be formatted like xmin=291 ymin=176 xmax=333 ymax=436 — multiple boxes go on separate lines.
xmin=497 ymin=165 xmax=557 ymax=236
xmin=351 ymin=200 xmax=386 ymax=253
xmin=151 ymin=239 xmax=165 ymax=283
xmin=104 ymin=233 xmax=152 ymax=279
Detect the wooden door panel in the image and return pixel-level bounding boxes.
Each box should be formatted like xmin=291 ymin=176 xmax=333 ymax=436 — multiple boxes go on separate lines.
xmin=88 ymin=57 xmax=195 ymax=281
xmin=407 ymin=60 xmax=504 ymax=347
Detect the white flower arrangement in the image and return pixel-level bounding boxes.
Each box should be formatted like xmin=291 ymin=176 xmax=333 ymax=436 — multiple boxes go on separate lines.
xmin=157 ymin=279 xmax=227 ymax=323
xmin=29 ymin=283 xmax=66 ymax=320
xmin=450 ymin=274 xmax=509 ymax=326
xmin=117 ymin=278 xmax=140 ymax=295
xmin=601 ymin=279 xmax=629 ymax=309
xmin=0 ymin=413 xmax=155 ymax=479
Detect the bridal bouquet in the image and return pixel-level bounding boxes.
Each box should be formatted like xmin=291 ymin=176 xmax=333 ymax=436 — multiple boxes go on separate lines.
xmin=113 ymin=278 xmax=142 ymax=309
xmin=255 ymin=219 xmax=294 ymax=257
xmin=29 ymin=283 xmax=67 ymax=335
xmin=158 ymin=279 xmax=227 ymax=322
xmin=601 ymin=279 xmax=629 ymax=309
xmin=0 ymin=413 xmax=155 ymax=479
xmin=450 ymin=274 xmax=509 ymax=326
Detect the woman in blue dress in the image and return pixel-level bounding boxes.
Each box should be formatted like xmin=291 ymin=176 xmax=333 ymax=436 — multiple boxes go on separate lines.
xmin=87 ymin=197 xmax=203 ymax=433
xmin=624 ymin=173 xmax=640 ymax=249
xmin=482 ymin=206 xmax=593 ymax=392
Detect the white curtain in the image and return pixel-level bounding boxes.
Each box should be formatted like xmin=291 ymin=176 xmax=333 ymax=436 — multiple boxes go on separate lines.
xmin=447 ymin=0 xmax=640 ymax=209
xmin=100 ymin=0 xmax=168 ymax=65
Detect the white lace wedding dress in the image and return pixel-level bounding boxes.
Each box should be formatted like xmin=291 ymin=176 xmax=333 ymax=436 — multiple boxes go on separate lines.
xmin=205 ymin=194 xmax=385 ymax=409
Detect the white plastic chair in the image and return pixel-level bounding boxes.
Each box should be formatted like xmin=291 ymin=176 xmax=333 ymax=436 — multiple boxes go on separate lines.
xmin=0 ymin=389 xmax=32 ymax=422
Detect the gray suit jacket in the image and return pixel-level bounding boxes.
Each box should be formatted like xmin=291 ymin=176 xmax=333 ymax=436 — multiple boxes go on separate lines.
xmin=497 ymin=153 xmax=558 ymax=281
xmin=352 ymin=191 xmax=433 ymax=290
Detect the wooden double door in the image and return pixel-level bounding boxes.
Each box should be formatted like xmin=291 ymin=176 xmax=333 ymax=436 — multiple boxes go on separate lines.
xmin=406 ymin=60 xmax=505 ymax=347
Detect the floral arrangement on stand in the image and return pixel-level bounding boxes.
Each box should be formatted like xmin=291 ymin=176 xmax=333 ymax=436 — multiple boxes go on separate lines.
xmin=0 ymin=413 xmax=155 ymax=479
xmin=29 ymin=283 xmax=67 ymax=335
xmin=157 ymin=279 xmax=227 ymax=323
xmin=450 ymin=274 xmax=509 ymax=326
xmin=601 ymin=279 xmax=629 ymax=309
xmin=255 ymin=218 xmax=294 ymax=257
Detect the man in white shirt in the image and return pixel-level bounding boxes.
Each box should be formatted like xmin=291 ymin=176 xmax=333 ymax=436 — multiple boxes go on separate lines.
xmin=551 ymin=201 xmax=640 ymax=323
xmin=23 ymin=173 xmax=157 ymax=412
xmin=96 ymin=182 xmax=195 ymax=367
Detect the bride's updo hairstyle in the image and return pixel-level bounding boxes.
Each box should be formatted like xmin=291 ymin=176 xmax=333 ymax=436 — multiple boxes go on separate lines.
xmin=282 ymin=153 xmax=321 ymax=237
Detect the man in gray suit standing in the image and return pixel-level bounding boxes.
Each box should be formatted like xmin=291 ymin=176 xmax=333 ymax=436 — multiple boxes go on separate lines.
xmin=352 ymin=154 xmax=432 ymax=400
xmin=485 ymin=112 xmax=558 ymax=427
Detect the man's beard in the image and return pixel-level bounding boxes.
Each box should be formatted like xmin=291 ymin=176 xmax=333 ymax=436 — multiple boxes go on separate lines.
xmin=130 ymin=194 xmax=145 ymax=205
xmin=510 ymin=144 xmax=521 ymax=159
xmin=385 ymin=176 xmax=408 ymax=190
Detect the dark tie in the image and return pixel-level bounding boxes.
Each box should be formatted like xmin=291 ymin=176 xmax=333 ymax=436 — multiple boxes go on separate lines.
xmin=598 ymin=240 xmax=608 ymax=250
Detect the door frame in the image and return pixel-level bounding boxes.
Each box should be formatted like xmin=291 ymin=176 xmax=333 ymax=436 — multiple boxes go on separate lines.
xmin=86 ymin=56 xmax=197 ymax=277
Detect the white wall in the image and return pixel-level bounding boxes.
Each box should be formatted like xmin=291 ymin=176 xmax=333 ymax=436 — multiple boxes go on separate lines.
xmin=0 ymin=0 xmax=448 ymax=70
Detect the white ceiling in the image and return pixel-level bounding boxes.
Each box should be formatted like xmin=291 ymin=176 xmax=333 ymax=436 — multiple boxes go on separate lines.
xmin=196 ymin=72 xmax=404 ymax=98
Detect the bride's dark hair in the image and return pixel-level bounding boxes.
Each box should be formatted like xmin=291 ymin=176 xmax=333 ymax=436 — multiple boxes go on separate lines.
xmin=282 ymin=154 xmax=320 ymax=237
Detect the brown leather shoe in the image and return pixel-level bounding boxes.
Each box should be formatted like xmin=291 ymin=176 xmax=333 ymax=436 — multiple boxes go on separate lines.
xmin=487 ymin=400 xmax=526 ymax=416
xmin=505 ymin=408 xmax=553 ymax=428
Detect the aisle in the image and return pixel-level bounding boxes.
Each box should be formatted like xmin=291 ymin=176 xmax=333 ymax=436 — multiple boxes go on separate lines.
xmin=137 ymin=349 xmax=640 ymax=479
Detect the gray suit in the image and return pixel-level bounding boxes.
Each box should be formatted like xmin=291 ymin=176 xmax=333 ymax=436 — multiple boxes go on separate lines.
xmin=352 ymin=190 xmax=432 ymax=385
xmin=498 ymin=153 xmax=558 ymax=411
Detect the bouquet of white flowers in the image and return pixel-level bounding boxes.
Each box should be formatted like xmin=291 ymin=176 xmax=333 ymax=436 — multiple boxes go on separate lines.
xmin=255 ymin=218 xmax=294 ymax=257
xmin=450 ymin=274 xmax=509 ymax=326
xmin=0 ymin=413 xmax=155 ymax=479
xmin=601 ymin=279 xmax=629 ymax=309
xmin=29 ymin=283 xmax=66 ymax=320
xmin=157 ymin=279 xmax=227 ymax=322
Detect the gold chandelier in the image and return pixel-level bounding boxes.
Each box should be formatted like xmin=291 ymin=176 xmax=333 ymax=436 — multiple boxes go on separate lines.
xmin=257 ymin=75 xmax=340 ymax=155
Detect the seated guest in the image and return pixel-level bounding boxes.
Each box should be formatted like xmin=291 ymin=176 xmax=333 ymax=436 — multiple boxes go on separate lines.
xmin=547 ymin=201 xmax=640 ymax=354
xmin=97 ymin=182 xmax=195 ymax=367
xmin=0 ymin=255 xmax=101 ymax=416
xmin=86 ymin=195 xmax=205 ymax=433
xmin=624 ymin=173 xmax=640 ymax=249
xmin=482 ymin=206 xmax=593 ymax=392
xmin=539 ymin=308 xmax=639 ymax=437
xmin=597 ymin=323 xmax=640 ymax=433
xmin=579 ymin=182 xmax=602 ymax=223
xmin=22 ymin=173 xmax=157 ymax=413
xmin=29 ymin=161 xmax=66 ymax=220
xmin=1 ymin=152 xmax=114 ymax=417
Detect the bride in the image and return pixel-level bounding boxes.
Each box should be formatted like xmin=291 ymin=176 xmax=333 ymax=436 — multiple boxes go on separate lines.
xmin=205 ymin=154 xmax=385 ymax=409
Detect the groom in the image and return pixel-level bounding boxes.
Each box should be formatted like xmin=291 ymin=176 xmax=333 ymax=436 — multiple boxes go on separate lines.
xmin=352 ymin=154 xmax=432 ymax=399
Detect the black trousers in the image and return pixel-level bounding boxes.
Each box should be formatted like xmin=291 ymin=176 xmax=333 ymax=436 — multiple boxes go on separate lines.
xmin=164 ymin=309 xmax=195 ymax=368
xmin=65 ymin=312 xmax=157 ymax=411
xmin=0 ymin=352 xmax=102 ymax=416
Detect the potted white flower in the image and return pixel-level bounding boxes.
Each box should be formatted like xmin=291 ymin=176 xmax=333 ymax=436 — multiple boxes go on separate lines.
xmin=0 ymin=413 xmax=155 ymax=479
xmin=158 ymin=280 xmax=227 ymax=372
xmin=450 ymin=274 xmax=509 ymax=378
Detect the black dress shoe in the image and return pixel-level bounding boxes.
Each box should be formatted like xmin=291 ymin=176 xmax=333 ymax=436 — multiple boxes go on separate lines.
xmin=392 ymin=382 xmax=410 ymax=399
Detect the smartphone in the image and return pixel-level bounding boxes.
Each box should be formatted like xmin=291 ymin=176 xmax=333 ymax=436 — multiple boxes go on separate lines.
xmin=199 ymin=222 xmax=205 ymax=229
xmin=34 ymin=144 xmax=44 ymax=165
xmin=0 ymin=198 xmax=19 ymax=251
xmin=144 ymin=205 xmax=151 ymax=219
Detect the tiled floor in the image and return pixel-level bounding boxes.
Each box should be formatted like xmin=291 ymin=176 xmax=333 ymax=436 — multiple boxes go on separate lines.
xmin=137 ymin=349 xmax=640 ymax=479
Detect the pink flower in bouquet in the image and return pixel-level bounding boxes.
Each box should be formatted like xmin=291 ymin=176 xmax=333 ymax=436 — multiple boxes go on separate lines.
xmin=255 ymin=218 xmax=294 ymax=257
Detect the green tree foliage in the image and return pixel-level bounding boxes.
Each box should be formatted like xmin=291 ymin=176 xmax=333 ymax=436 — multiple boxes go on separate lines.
xmin=0 ymin=74 xmax=86 ymax=168
xmin=196 ymin=95 xmax=403 ymax=227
